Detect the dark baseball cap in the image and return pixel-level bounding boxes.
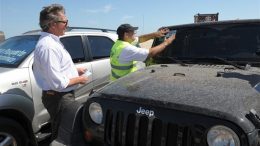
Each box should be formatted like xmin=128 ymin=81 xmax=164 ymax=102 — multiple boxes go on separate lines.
xmin=117 ymin=24 xmax=138 ymax=36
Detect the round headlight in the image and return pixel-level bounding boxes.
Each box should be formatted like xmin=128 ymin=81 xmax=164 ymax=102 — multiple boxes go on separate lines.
xmin=207 ymin=125 xmax=240 ymax=146
xmin=89 ymin=102 xmax=103 ymax=124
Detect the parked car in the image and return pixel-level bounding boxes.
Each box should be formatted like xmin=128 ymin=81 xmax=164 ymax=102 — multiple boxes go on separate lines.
xmin=0 ymin=27 xmax=117 ymax=146
xmin=71 ymin=19 xmax=260 ymax=146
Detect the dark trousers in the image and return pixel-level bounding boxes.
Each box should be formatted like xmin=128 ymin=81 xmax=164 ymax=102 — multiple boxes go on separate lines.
xmin=42 ymin=90 xmax=75 ymax=140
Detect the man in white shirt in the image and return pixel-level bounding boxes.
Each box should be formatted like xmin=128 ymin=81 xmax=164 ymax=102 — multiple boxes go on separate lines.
xmin=33 ymin=4 xmax=88 ymax=140
xmin=110 ymin=24 xmax=176 ymax=81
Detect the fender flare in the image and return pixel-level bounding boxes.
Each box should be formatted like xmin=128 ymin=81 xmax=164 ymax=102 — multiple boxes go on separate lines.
xmin=57 ymin=101 xmax=85 ymax=146
xmin=0 ymin=92 xmax=34 ymax=121
xmin=0 ymin=92 xmax=37 ymax=145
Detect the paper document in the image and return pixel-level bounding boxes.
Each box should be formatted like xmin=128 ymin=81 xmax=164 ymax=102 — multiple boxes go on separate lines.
xmin=84 ymin=70 xmax=92 ymax=77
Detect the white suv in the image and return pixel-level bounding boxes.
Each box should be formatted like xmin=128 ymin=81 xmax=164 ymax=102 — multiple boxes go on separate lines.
xmin=0 ymin=27 xmax=117 ymax=146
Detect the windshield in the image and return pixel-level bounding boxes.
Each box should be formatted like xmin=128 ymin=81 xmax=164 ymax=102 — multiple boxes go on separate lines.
xmin=154 ymin=24 xmax=260 ymax=65
xmin=0 ymin=35 xmax=39 ymax=67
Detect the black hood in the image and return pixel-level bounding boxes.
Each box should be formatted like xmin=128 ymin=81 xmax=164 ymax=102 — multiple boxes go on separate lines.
xmin=99 ymin=64 xmax=260 ymax=133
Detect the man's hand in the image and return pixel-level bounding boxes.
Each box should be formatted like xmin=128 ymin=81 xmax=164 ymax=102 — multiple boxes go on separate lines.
xmin=77 ymin=67 xmax=87 ymax=76
xmin=156 ymin=27 xmax=170 ymax=38
xmin=138 ymin=27 xmax=170 ymax=43
xmin=164 ymin=34 xmax=176 ymax=45
xmin=68 ymin=75 xmax=89 ymax=86
xmin=78 ymin=76 xmax=89 ymax=84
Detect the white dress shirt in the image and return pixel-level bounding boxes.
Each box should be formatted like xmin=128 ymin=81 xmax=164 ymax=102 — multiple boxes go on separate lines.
xmin=118 ymin=45 xmax=149 ymax=63
xmin=33 ymin=32 xmax=78 ymax=92
xmin=118 ymin=37 xmax=149 ymax=69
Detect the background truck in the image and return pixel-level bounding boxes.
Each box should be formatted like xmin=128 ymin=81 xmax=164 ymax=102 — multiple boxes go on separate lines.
xmin=194 ymin=13 xmax=219 ymax=23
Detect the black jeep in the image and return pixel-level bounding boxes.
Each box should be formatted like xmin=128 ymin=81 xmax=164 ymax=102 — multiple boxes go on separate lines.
xmin=59 ymin=19 xmax=260 ymax=146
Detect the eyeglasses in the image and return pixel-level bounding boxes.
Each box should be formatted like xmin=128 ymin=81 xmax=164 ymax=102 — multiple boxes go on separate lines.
xmin=56 ymin=20 xmax=68 ymax=26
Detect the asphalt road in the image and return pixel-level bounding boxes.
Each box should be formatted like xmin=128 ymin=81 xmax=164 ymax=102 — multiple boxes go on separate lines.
xmin=38 ymin=138 xmax=66 ymax=146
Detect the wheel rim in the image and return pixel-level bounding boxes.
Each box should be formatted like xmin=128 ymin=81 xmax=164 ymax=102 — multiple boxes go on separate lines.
xmin=0 ymin=132 xmax=17 ymax=146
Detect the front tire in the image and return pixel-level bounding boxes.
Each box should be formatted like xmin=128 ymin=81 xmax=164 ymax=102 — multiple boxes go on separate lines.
xmin=0 ymin=117 xmax=28 ymax=146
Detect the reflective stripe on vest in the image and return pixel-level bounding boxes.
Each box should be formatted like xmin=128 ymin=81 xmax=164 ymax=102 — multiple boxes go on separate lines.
xmin=111 ymin=70 xmax=121 ymax=79
xmin=110 ymin=40 xmax=137 ymax=81
xmin=111 ymin=63 xmax=135 ymax=70
xmin=111 ymin=63 xmax=137 ymax=79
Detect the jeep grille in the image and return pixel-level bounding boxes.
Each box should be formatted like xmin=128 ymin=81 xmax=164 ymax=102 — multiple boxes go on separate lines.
xmin=84 ymin=97 xmax=248 ymax=146
xmin=104 ymin=110 xmax=205 ymax=146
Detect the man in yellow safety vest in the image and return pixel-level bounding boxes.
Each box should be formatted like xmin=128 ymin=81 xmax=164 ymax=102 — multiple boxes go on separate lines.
xmin=110 ymin=23 xmax=176 ymax=81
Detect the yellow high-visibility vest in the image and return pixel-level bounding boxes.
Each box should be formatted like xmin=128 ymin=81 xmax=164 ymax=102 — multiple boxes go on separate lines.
xmin=110 ymin=40 xmax=137 ymax=81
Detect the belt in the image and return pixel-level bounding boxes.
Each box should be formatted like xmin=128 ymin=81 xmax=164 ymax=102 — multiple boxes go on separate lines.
xmin=42 ymin=90 xmax=74 ymax=96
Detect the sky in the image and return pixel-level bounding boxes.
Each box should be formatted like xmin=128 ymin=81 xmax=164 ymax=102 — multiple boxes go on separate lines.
xmin=0 ymin=0 xmax=260 ymax=39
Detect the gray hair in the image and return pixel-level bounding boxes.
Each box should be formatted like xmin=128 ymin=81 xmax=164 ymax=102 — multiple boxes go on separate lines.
xmin=39 ymin=4 xmax=65 ymax=32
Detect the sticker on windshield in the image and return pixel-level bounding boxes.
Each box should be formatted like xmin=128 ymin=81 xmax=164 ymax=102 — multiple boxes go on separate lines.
xmin=165 ymin=30 xmax=177 ymax=39
xmin=0 ymin=49 xmax=26 ymax=63
xmin=0 ymin=55 xmax=16 ymax=63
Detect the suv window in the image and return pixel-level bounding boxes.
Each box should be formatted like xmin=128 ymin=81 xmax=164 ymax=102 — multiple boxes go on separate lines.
xmin=155 ymin=24 xmax=260 ymax=63
xmin=187 ymin=27 xmax=221 ymax=57
xmin=220 ymin=25 xmax=260 ymax=59
xmin=60 ymin=36 xmax=85 ymax=63
xmin=158 ymin=29 xmax=185 ymax=58
xmin=87 ymin=36 xmax=114 ymax=59
xmin=0 ymin=35 xmax=39 ymax=67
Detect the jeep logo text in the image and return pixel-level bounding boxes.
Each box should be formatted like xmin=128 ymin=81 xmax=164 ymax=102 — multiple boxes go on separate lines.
xmin=136 ymin=107 xmax=154 ymax=117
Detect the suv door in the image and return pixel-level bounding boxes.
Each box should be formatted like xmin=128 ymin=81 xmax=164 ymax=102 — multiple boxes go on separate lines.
xmin=60 ymin=36 xmax=93 ymax=101
xmin=84 ymin=35 xmax=114 ymax=89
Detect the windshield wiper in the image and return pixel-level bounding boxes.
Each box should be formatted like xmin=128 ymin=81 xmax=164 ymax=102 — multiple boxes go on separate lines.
xmin=212 ymin=57 xmax=248 ymax=70
xmin=214 ymin=57 xmax=247 ymax=70
xmin=156 ymin=56 xmax=187 ymax=66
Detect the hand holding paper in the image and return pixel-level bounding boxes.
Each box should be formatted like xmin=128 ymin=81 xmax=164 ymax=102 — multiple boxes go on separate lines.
xmin=84 ymin=70 xmax=92 ymax=77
